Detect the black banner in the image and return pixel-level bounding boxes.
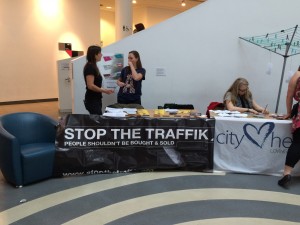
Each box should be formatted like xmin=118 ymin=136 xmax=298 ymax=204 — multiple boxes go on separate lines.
xmin=53 ymin=114 xmax=215 ymax=177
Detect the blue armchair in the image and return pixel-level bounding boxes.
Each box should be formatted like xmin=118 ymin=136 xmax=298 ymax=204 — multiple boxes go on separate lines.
xmin=0 ymin=112 xmax=58 ymax=187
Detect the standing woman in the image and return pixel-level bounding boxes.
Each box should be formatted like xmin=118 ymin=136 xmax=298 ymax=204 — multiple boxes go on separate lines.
xmin=83 ymin=45 xmax=114 ymax=115
xmin=116 ymin=50 xmax=146 ymax=105
xmin=278 ymin=70 xmax=300 ymax=187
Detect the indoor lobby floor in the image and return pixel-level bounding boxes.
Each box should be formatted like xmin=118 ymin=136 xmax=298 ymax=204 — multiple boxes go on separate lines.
xmin=1 ymin=101 xmax=300 ymax=224
xmin=1 ymin=171 xmax=300 ymax=225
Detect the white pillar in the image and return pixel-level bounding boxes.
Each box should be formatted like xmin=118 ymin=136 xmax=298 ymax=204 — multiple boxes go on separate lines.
xmin=115 ymin=0 xmax=132 ymax=41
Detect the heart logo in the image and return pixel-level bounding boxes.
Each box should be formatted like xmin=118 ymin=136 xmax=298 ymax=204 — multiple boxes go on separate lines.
xmin=243 ymin=122 xmax=275 ymax=148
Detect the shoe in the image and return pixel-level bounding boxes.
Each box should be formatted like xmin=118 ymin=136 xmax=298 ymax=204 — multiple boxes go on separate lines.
xmin=278 ymin=174 xmax=292 ymax=187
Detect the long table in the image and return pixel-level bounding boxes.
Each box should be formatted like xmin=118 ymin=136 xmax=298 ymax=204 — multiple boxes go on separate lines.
xmin=213 ymin=116 xmax=300 ymax=176
xmin=53 ymin=114 xmax=215 ymax=177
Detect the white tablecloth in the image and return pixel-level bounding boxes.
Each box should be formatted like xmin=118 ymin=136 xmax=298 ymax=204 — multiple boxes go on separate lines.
xmin=213 ymin=116 xmax=300 ymax=176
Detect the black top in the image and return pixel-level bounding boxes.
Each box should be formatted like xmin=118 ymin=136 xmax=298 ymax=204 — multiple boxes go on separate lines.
xmin=83 ymin=63 xmax=103 ymax=100
xmin=117 ymin=67 xmax=146 ymax=102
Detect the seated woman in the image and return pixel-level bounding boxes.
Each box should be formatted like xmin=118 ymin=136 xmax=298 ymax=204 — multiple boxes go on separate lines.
xmin=223 ymin=77 xmax=269 ymax=114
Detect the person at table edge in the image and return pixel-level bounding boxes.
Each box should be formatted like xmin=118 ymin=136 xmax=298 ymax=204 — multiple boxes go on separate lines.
xmin=223 ymin=77 xmax=269 ymax=114
xmin=277 ymin=70 xmax=300 ymax=187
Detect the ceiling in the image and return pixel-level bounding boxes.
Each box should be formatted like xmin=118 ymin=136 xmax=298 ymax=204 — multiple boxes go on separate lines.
xmin=100 ymin=0 xmax=205 ymax=12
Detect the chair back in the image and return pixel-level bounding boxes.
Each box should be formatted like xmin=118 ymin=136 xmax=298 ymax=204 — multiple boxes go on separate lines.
xmin=206 ymin=102 xmax=225 ymax=118
xmin=163 ymin=103 xmax=194 ymax=109
xmin=0 ymin=112 xmax=57 ymax=145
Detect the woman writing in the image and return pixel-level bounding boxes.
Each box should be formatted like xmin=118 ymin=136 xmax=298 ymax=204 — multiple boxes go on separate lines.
xmin=223 ymin=77 xmax=269 ymax=114
xmin=278 ymin=70 xmax=300 ymax=187
xmin=83 ymin=45 xmax=114 ymax=115
xmin=116 ymin=50 xmax=146 ymax=105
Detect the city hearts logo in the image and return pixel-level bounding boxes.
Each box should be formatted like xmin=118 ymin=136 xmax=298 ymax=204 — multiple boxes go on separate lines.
xmin=243 ymin=122 xmax=275 ymax=148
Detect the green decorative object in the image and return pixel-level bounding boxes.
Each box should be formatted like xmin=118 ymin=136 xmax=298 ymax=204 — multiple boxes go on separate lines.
xmin=240 ymin=25 xmax=300 ymax=113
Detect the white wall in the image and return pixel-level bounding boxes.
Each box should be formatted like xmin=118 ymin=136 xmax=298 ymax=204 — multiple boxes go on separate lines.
xmin=71 ymin=56 xmax=88 ymax=114
xmin=92 ymin=0 xmax=300 ymax=114
xmin=101 ymin=6 xmax=181 ymax=47
xmin=100 ymin=10 xmax=115 ymax=46
xmin=144 ymin=7 xmax=180 ymax=28
xmin=0 ymin=0 xmax=100 ymax=102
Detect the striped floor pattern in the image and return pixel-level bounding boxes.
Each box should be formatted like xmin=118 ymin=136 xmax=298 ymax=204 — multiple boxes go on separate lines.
xmin=1 ymin=171 xmax=300 ymax=225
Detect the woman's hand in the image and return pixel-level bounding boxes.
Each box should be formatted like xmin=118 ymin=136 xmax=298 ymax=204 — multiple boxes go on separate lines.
xmin=248 ymin=108 xmax=259 ymax=114
xmin=117 ymin=80 xmax=126 ymax=87
xmin=102 ymin=89 xmax=114 ymax=95
xmin=260 ymin=105 xmax=269 ymax=114
xmin=128 ymin=61 xmax=134 ymax=67
xmin=283 ymin=113 xmax=291 ymax=120
xmin=262 ymin=109 xmax=269 ymax=114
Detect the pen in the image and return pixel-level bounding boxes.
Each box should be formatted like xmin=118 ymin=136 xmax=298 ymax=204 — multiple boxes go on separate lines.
xmin=263 ymin=104 xmax=268 ymax=113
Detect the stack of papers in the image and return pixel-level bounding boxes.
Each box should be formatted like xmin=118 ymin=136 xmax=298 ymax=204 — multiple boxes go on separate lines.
xmin=165 ymin=109 xmax=179 ymax=113
xmin=212 ymin=110 xmax=248 ymax=117
xmin=103 ymin=107 xmax=137 ymax=117
xmin=123 ymin=108 xmax=137 ymax=115
xmin=102 ymin=112 xmax=127 ymax=117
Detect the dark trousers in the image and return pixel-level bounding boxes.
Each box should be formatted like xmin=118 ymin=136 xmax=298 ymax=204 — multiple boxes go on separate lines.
xmin=117 ymin=96 xmax=141 ymax=105
xmin=285 ymin=128 xmax=300 ymax=167
xmin=84 ymin=99 xmax=102 ymax=115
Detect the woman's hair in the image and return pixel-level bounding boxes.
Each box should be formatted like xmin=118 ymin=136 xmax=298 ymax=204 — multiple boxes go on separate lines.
xmin=86 ymin=45 xmax=101 ymax=63
xmin=129 ymin=50 xmax=142 ymax=69
xmin=84 ymin=45 xmax=101 ymax=75
xmin=223 ymin=77 xmax=252 ymax=105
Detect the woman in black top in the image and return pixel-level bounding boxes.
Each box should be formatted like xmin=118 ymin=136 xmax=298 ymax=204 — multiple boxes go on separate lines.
xmin=83 ymin=45 xmax=114 ymax=115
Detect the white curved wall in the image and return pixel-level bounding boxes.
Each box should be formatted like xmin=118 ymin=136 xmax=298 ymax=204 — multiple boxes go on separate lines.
xmin=74 ymin=0 xmax=300 ymax=114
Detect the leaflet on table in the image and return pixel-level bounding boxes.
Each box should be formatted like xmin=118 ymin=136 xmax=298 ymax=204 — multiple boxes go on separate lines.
xmin=123 ymin=108 xmax=137 ymax=114
xmin=105 ymin=107 xmax=124 ymax=113
xmin=104 ymin=107 xmax=138 ymax=117
xmin=164 ymin=109 xmax=179 ymax=113
xmin=211 ymin=110 xmax=248 ymax=117
xmin=102 ymin=112 xmax=127 ymax=117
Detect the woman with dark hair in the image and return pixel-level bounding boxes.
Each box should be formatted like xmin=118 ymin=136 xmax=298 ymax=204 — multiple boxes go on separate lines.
xmin=116 ymin=50 xmax=146 ymax=105
xmin=83 ymin=45 xmax=114 ymax=115
xmin=223 ymin=77 xmax=268 ymax=114
xmin=278 ymin=70 xmax=300 ymax=187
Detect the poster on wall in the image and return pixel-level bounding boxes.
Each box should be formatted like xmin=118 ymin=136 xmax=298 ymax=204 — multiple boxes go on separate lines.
xmin=98 ymin=53 xmax=124 ymax=90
